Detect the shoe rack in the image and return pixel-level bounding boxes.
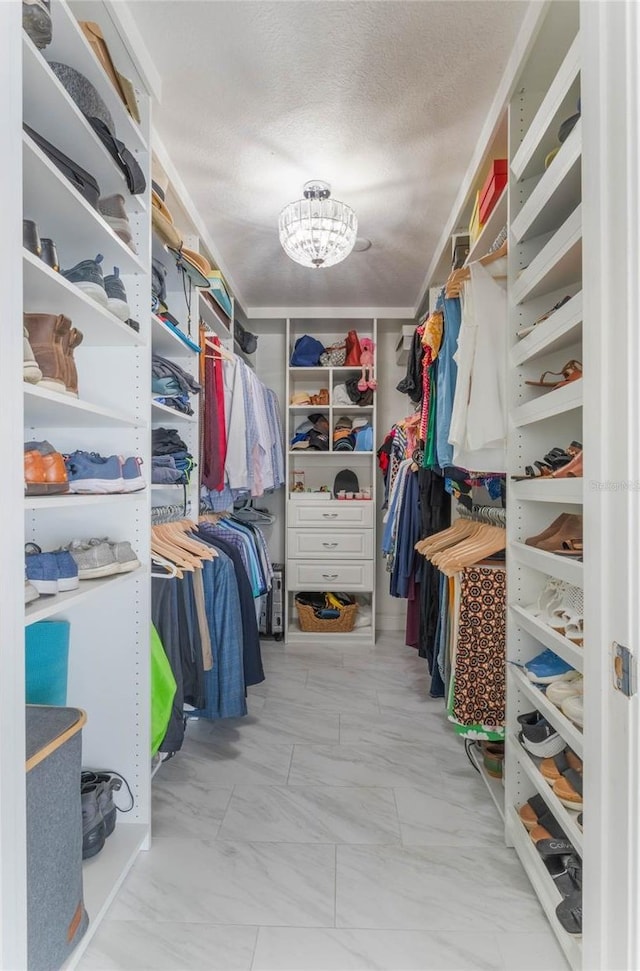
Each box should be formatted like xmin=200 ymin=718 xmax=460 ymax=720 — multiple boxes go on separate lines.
xmin=1 ymin=0 xmax=152 ymax=965
xmin=504 ymin=3 xmax=583 ymax=967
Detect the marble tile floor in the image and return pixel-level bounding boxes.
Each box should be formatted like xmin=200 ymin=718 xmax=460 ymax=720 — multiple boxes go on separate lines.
xmin=78 ymin=635 xmax=569 ymax=971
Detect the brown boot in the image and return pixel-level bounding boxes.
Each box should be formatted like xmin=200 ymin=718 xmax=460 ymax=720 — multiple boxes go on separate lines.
xmin=24 ymin=450 xmax=47 ymax=495
xmin=63 ymin=327 xmax=84 ymax=397
xmin=41 ymin=452 xmax=69 ymax=494
xmin=24 ymin=313 xmax=71 ymax=394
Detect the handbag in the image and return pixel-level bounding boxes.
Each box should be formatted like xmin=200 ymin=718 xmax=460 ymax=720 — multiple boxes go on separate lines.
xmin=87 ymin=117 xmax=146 ymax=195
xmin=319 ymin=341 xmax=346 ymax=366
xmin=290 ymin=335 xmax=325 ymax=367
xmin=344 ymin=330 xmax=362 ymax=366
xmin=24 ymin=124 xmax=101 ymax=209
xmin=234 ymin=320 xmax=258 ymax=355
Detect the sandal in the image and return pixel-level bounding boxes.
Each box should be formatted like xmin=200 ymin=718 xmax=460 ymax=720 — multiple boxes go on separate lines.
xmin=553 ymin=538 xmax=583 ymax=557
xmin=540 ymin=749 xmax=583 ymax=786
xmin=553 ymin=767 xmax=583 ymax=811
xmin=516 ymin=295 xmax=573 ymax=338
xmin=518 ymin=792 xmax=548 ymax=831
xmin=525 ymin=359 xmax=582 ymax=390
xmin=512 ymin=443 xmax=582 ymax=480
xmin=556 ymin=889 xmax=582 ymax=935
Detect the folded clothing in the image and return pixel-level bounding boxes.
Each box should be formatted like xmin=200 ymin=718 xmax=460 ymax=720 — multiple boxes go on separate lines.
xmin=152 ymin=427 xmax=195 ymax=484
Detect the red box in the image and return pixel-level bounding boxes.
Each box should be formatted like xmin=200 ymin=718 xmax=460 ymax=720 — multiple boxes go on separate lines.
xmin=479 ymin=159 xmax=508 ymax=224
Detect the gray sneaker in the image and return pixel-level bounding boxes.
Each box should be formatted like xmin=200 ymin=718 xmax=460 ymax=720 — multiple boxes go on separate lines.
xmin=98 ymin=195 xmax=137 ymax=254
xmin=81 ymin=783 xmax=106 ymax=859
xmin=103 ymin=267 xmax=130 ymax=321
xmin=88 ymin=537 xmax=141 ymax=574
xmin=66 ymin=539 xmax=119 ymax=579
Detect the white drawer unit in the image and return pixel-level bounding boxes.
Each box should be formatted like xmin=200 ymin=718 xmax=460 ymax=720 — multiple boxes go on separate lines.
xmin=287 ymin=559 xmax=375 ymax=591
xmin=287 ymin=529 xmax=374 ymax=560
xmin=288 ymin=501 xmax=375 ymax=528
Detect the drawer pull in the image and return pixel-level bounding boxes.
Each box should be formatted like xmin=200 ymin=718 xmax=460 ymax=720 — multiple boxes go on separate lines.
xmin=322 ymin=542 xmax=338 ymax=548
xmin=322 ymin=513 xmax=338 ymax=519
xmin=322 ymin=573 xmax=338 ymax=580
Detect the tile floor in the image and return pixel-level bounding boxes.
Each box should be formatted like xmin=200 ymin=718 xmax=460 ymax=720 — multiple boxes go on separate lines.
xmin=78 ymin=635 xmax=569 ymax=971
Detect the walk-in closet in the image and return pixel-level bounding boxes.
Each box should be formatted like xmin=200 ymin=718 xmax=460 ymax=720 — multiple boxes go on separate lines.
xmin=2 ymin=0 xmax=640 ymax=968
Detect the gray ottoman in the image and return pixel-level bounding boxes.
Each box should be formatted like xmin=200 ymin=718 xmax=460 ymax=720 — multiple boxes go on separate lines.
xmin=26 ymin=706 xmax=89 ymax=970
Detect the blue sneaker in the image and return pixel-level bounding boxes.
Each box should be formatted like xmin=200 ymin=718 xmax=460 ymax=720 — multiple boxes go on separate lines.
xmin=121 ymin=456 xmax=145 ymax=493
xmin=62 ymin=254 xmax=108 ymax=308
xmin=54 ymin=550 xmax=79 ymax=591
xmin=25 ymin=543 xmax=59 ymax=595
xmin=524 ymin=649 xmax=575 ymax=685
xmin=64 ymin=451 xmax=124 ymax=494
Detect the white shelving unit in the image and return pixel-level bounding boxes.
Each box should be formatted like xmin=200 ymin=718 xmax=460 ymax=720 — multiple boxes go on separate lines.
xmin=284 ymin=319 xmax=377 ymax=646
xmin=1 ymin=0 xmax=153 ymax=966
xmin=506 ymin=7 xmax=583 ymax=967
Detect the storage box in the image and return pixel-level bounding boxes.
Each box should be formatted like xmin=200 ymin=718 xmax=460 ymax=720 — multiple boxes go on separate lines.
xmin=468 ymin=190 xmax=484 ymax=245
xmin=26 ymin=705 xmax=88 ymax=971
xmin=479 ymin=158 xmax=508 ymax=224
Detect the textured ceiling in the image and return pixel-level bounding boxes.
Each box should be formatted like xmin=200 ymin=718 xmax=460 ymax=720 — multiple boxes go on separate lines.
xmin=126 ymin=0 xmax=527 ymax=312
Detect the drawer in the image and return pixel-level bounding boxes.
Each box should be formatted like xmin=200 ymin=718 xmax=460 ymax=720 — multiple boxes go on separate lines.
xmin=288 ymin=501 xmax=374 ymax=528
xmin=287 ymin=559 xmax=374 ymax=591
xmin=288 ymin=529 xmax=374 ymax=560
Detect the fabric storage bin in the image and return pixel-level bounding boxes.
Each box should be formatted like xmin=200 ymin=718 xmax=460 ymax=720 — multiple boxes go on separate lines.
xmin=478 ymin=158 xmax=508 ymax=223
xmin=26 ymin=705 xmax=89 ymax=971
xmin=25 ymin=621 xmax=70 ymax=705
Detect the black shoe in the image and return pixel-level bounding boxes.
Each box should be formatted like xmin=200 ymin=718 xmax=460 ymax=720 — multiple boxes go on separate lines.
xmin=40 ymin=238 xmax=59 ymax=272
xmin=23 ymin=220 xmax=41 ymax=257
xmin=81 ymin=770 xmax=133 ymax=837
xmin=556 ymin=889 xmax=582 ymax=935
xmin=81 ymin=783 xmax=106 ymax=859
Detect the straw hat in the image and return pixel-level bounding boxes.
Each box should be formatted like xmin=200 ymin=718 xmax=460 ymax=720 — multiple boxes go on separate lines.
xmin=167 ymin=246 xmax=212 ymax=289
xmin=151 ymin=158 xmax=182 ymax=250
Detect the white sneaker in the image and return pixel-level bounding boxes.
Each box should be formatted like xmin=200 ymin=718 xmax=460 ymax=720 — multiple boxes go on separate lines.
xmin=546 ymin=676 xmax=583 ymax=709
xmin=561 ymin=694 xmax=584 ymax=728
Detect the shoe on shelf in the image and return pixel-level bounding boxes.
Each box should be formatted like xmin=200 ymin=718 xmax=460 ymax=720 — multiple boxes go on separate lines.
xmin=524 ymin=648 xmax=577 ymax=684
xmin=553 ymin=768 xmax=583 ymax=811
xmin=540 ymin=748 xmax=582 ymax=786
xmin=61 ymin=326 xmax=83 ymax=397
xmin=24 ymin=450 xmax=47 ymax=496
xmin=516 ymin=295 xmax=572 ymax=338
xmin=62 ymin=254 xmax=108 ymax=308
xmin=545 ymin=584 xmax=584 ymax=640
xmin=64 ymin=451 xmax=125 ymax=494
xmin=98 ymin=196 xmax=137 ymax=253
xmin=525 ymin=359 xmax=582 ymax=391
xmin=22 ymin=0 xmax=52 ymax=50
xmin=556 ymin=889 xmax=582 ymax=936
xmin=80 ymin=782 xmax=106 ymax=859
xmin=103 ymin=267 xmax=130 ymax=321
xmin=526 ymin=577 xmax=566 ymax=624
xmin=25 ymin=543 xmax=59 ymax=595
xmin=24 ymin=313 xmax=72 ymax=394
xmin=40 ymin=237 xmax=59 ymax=272
xmin=81 ymin=770 xmax=130 ymax=837
xmin=121 ymin=456 xmax=146 ymax=493
xmin=65 ymin=539 xmax=121 ymax=579
xmin=24 ymin=440 xmax=70 ymax=495
xmin=53 ymin=550 xmax=79 ymax=591
xmin=561 ymin=693 xmax=584 ymax=728
xmin=524 ymin=514 xmax=583 ymax=553
xmin=518 ymin=710 xmax=566 ymax=758
xmin=23 ymin=327 xmax=43 ymax=385
xmin=23 ymin=219 xmax=41 ymax=257
xmin=512 ymin=442 xmax=582 ymax=481
xmin=546 ymin=676 xmax=584 ymax=709
xmin=25 ymin=578 xmax=40 ymax=604
xmin=88 ymin=537 xmax=141 ymax=574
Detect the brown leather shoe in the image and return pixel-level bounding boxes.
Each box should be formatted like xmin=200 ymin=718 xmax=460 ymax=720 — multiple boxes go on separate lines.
xmin=24 ymin=450 xmax=47 ymax=495
xmin=41 ymin=452 xmax=69 ymax=493
xmin=526 ymin=514 xmax=583 ymax=552
xmin=63 ymin=327 xmax=84 ymax=397
xmin=24 ymin=313 xmax=71 ymax=394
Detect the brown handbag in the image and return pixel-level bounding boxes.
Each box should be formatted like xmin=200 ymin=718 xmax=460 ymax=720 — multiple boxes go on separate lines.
xmin=344 ymin=330 xmax=362 ymax=366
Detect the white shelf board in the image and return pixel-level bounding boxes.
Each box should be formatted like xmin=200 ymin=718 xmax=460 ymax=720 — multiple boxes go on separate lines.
xmin=199 ymin=292 xmax=232 ymax=340
xmin=65 ymin=822 xmax=149 ymax=970
xmin=332 ymin=405 xmax=374 ymax=414
xmin=151 ymin=483 xmax=185 ymax=490
xmin=25 ymin=569 xmax=144 ymax=626
xmin=289 ymin=405 xmax=329 ymax=412
xmin=24 ymin=492 xmax=146 ymax=510
xmin=151 ymin=400 xmax=197 ymax=423
xmin=511 ymin=35 xmax=581 ymax=182
xmin=22 ymin=34 xmax=144 ymax=212
xmin=287 ymin=451 xmax=374 ymax=458
xmin=513 ymin=380 xmax=582 ymax=427
xmin=22 ymin=133 xmax=146 ymax=275
xmin=467 ymin=742 xmax=505 ymax=821
xmin=512 ymin=121 xmax=581 ymax=244
xmin=46 ymin=0 xmax=147 ymax=155
xmin=465 ymin=186 xmax=508 ymax=264
xmin=510 ymin=604 xmax=583 ymax=674
xmin=510 ymin=542 xmax=583 ymax=587
xmin=512 ymin=291 xmax=583 ymax=366
xmin=510 ymin=478 xmax=583 ymax=504
xmin=505 ymin=806 xmax=582 ymax=971
xmin=286 ymin=625 xmax=374 ymax=646
xmin=23 ymin=251 xmax=144 ymax=347
xmin=509 ymin=666 xmax=583 ymax=758
xmin=512 ymin=205 xmax=582 ymax=306
xmin=151 ymin=314 xmax=198 ymax=357
xmin=24 ymin=384 xmax=139 ymax=428
xmin=507 ymin=737 xmax=583 ymax=855
xmin=289 ymin=366 xmax=363 ymax=375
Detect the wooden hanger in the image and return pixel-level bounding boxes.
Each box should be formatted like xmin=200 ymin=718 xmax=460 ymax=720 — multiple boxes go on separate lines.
xmin=204 ymin=338 xmax=234 ymax=362
xmin=445 ymin=241 xmax=508 ymax=296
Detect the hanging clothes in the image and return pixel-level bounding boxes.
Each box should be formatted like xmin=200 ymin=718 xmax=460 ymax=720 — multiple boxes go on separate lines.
xmin=202 ymin=336 xmax=228 ymax=492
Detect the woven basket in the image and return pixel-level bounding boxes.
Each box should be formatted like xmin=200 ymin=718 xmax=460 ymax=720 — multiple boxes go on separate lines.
xmin=295 ymin=600 xmax=358 ymax=633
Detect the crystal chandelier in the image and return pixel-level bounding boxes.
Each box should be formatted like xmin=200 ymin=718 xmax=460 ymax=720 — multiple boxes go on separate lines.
xmin=279 ymin=181 xmax=358 ymax=269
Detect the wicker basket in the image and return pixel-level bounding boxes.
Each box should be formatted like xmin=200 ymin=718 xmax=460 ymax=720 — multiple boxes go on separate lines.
xmin=295 ymin=600 xmax=358 ymax=633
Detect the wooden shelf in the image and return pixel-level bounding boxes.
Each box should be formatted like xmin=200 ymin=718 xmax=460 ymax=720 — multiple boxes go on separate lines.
xmin=151 ymin=400 xmax=197 ymax=423
xmin=509 ymin=666 xmax=583 ymax=758
xmin=513 ymin=379 xmax=582 ymax=427
xmin=465 ymin=186 xmax=507 ymax=264
xmin=23 ymin=251 xmax=144 ymax=347
xmin=512 ymin=205 xmax=582 ymax=306
xmin=23 ymin=133 xmax=146 ymax=275
xmin=25 ymin=569 xmax=144 ymax=626
xmin=511 ymin=34 xmax=581 ymax=182
xmin=512 ymin=120 xmax=582 ymax=244
xmin=22 ymin=34 xmax=145 ymax=213
xmin=510 ymin=478 xmax=583 ymax=504
xmin=510 ymin=541 xmax=583 ymax=586
xmin=24 ymin=384 xmax=139 ymax=428
xmin=510 ymin=604 xmax=583 ymax=673
xmin=512 ymin=290 xmax=582 ymax=366
xmin=505 ymin=806 xmax=582 ymax=971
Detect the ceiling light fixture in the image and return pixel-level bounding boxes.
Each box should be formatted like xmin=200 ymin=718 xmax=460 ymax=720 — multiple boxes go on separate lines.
xmin=279 ymin=181 xmax=358 ymax=269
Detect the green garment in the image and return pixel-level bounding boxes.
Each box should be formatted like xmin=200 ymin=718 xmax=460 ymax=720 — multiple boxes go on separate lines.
xmin=151 ymin=623 xmax=177 ymax=756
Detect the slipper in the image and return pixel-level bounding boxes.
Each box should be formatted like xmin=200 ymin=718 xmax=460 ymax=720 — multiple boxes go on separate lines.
xmin=546 ymin=854 xmax=582 ymax=898
xmin=540 ymin=749 xmax=583 ymax=786
xmin=556 ymin=889 xmax=582 ymax=935
xmin=553 ymin=767 xmax=583 ymax=811
xmin=518 ymin=793 xmax=548 ymax=831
